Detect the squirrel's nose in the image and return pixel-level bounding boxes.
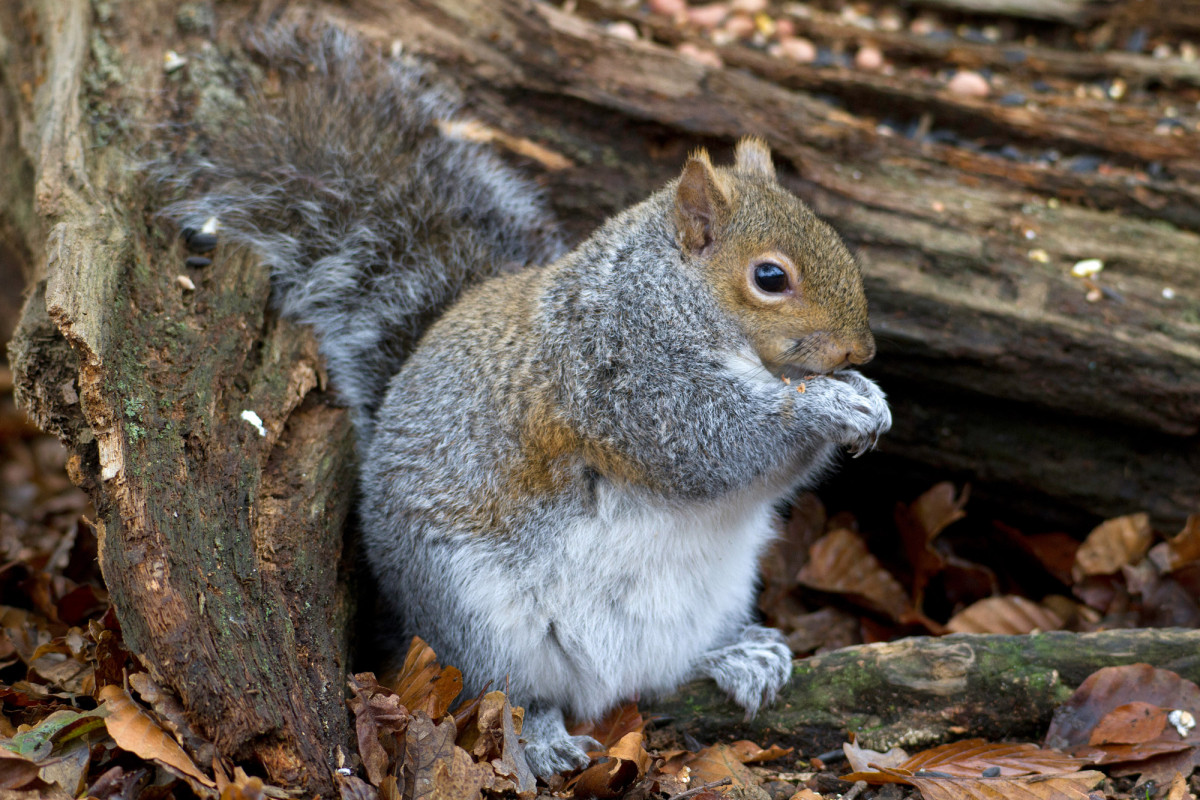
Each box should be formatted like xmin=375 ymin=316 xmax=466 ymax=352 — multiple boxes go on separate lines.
xmin=846 ymin=336 xmax=876 ymax=365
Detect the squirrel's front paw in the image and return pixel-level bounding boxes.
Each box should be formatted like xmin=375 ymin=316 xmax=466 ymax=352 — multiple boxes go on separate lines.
xmin=521 ymin=705 xmax=600 ymax=778
xmin=695 ymin=625 xmax=792 ymax=720
xmin=818 ymin=371 xmax=892 ymax=457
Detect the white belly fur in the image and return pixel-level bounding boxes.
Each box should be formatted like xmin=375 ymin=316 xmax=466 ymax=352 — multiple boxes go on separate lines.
xmin=455 ymin=479 xmax=783 ymax=719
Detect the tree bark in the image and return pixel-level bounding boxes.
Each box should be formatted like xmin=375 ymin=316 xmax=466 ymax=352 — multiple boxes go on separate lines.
xmin=649 ymin=629 xmax=1200 ymax=753
xmin=3 ymin=1 xmax=355 ymax=793
xmin=3 ymin=0 xmax=1199 ymax=791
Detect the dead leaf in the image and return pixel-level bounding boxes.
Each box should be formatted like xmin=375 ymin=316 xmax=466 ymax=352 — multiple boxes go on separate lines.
xmin=995 ymin=523 xmax=1080 ymax=587
xmin=945 ymin=596 xmax=1065 ymax=635
xmin=86 ymin=765 xmax=146 ymax=799
xmin=569 ymin=701 xmax=644 ymax=751
xmin=1072 ymin=513 xmax=1152 ymax=581
xmin=0 ymin=748 xmax=42 ymax=790
xmin=1149 ymin=515 xmax=1200 ymax=573
xmin=760 ymin=493 xmax=826 ymax=612
xmin=796 ymin=529 xmax=911 ymax=621
xmin=38 ymin=739 xmax=89 ymax=796
xmin=728 ymin=740 xmax=793 ymax=764
xmin=685 ymin=744 xmax=759 ymax=790
xmin=844 ymin=739 xmax=1087 ymax=782
xmin=909 ymin=482 xmax=970 ymax=541
xmin=348 ymin=673 xmax=410 ymax=787
xmin=335 ymin=771 xmax=376 ymax=800
xmin=1088 ymin=702 xmax=1168 ymax=746
xmin=843 ymin=740 xmax=908 ymax=774
xmin=383 ymin=637 xmax=462 ymax=720
xmin=402 ymin=712 xmax=492 ymax=800
xmin=902 ymin=768 xmax=1104 ymax=800
xmin=1122 ymin=562 xmax=1200 ymax=628
xmin=98 ymin=684 xmax=215 ymax=790
xmin=571 ymin=732 xmax=650 ymax=799
xmin=782 ymin=607 xmax=861 ymax=655
xmin=457 ymin=691 xmax=534 ymax=798
xmin=127 ymin=672 xmax=217 ymax=771
xmin=1045 ymin=663 xmax=1200 ymax=785
xmin=1165 ymin=770 xmax=1195 ymax=800
xmin=1046 ymin=664 xmax=1200 ymax=750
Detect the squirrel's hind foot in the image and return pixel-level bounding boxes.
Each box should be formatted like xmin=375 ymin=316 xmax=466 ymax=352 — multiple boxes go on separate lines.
xmin=520 ymin=705 xmax=601 ymax=779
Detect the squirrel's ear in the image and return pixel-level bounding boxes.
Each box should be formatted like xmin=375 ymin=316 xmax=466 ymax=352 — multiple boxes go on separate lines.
xmin=675 ymin=150 xmax=729 ymax=255
xmin=734 ymin=137 xmax=775 ymax=181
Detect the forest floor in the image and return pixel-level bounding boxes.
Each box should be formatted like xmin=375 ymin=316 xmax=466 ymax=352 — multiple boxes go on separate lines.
xmin=1 ymin=0 xmax=1199 ymax=798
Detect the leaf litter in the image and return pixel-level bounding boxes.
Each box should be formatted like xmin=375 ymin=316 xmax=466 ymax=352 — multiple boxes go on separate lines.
xmin=1 ymin=345 xmax=1199 ymax=799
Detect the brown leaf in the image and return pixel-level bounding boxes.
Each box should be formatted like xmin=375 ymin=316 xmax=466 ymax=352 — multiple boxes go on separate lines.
xmin=796 ymin=529 xmax=911 ymax=621
xmin=844 ymin=739 xmax=1087 ymax=783
xmin=1122 ymin=562 xmax=1200 ymax=628
xmin=1000 ymin=525 xmax=1080 ymax=586
xmin=98 ymin=684 xmax=215 ymax=790
xmin=901 ymin=769 xmax=1104 ymax=800
xmin=902 ymin=739 xmax=1088 ymax=777
xmin=1045 ymin=664 xmax=1200 ymax=784
xmin=571 ymin=732 xmax=650 ymax=799
xmin=1072 ymin=513 xmax=1152 ymax=581
xmin=1165 ymin=770 xmax=1194 ymax=800
xmin=727 ymin=740 xmax=793 ymax=764
xmin=568 ymin=701 xmax=645 ymax=751
xmin=685 ymin=744 xmax=759 ymax=790
xmin=895 ymin=483 xmax=968 ymax=602
xmin=128 ymin=672 xmax=217 ymax=772
xmin=0 ymin=749 xmax=42 ymax=790
xmin=457 ymin=691 xmax=534 ymax=798
xmin=842 ymin=740 xmax=908 ymax=774
xmin=945 ymin=596 xmax=1066 ymax=635
xmin=39 ymin=740 xmax=90 ymax=796
xmin=760 ymin=493 xmax=826 ymax=611
xmin=402 ymin=713 xmax=492 ymax=800
xmin=335 ymin=771 xmax=377 ymax=800
xmin=348 ymin=673 xmax=410 ymax=787
xmin=1149 ymin=514 xmax=1200 ymax=573
xmin=1046 ymin=664 xmax=1200 ymax=750
xmin=908 ymin=482 xmax=970 ymax=541
xmin=1088 ymin=702 xmax=1168 ymax=746
xmin=782 ymin=606 xmax=861 ymax=655
xmin=382 ymin=637 xmax=462 ymax=720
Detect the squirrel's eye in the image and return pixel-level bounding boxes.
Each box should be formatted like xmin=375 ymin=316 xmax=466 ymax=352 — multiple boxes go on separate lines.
xmin=753 ymin=262 xmax=789 ymax=293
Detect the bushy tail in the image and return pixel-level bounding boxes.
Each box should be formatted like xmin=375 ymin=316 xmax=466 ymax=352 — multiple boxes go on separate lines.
xmin=158 ymin=25 xmax=563 ymax=439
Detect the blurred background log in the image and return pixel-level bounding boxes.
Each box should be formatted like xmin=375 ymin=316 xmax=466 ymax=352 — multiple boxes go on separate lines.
xmin=372 ymin=0 xmax=1199 ymax=528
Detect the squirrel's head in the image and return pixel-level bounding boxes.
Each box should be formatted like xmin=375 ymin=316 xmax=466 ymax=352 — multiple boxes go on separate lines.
xmin=674 ymin=137 xmax=875 ymax=375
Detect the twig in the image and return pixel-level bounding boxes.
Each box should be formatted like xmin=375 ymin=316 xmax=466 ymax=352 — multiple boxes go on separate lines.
xmin=842 ymin=780 xmax=869 ymax=800
xmin=674 ymin=778 xmax=733 ymax=799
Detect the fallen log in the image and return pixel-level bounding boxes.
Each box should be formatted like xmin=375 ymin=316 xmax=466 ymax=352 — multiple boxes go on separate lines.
xmin=648 ymin=629 xmax=1200 ymax=752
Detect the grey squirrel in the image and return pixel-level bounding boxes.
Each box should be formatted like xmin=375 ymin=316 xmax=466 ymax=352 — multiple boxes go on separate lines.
xmin=161 ymin=26 xmax=891 ymax=778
